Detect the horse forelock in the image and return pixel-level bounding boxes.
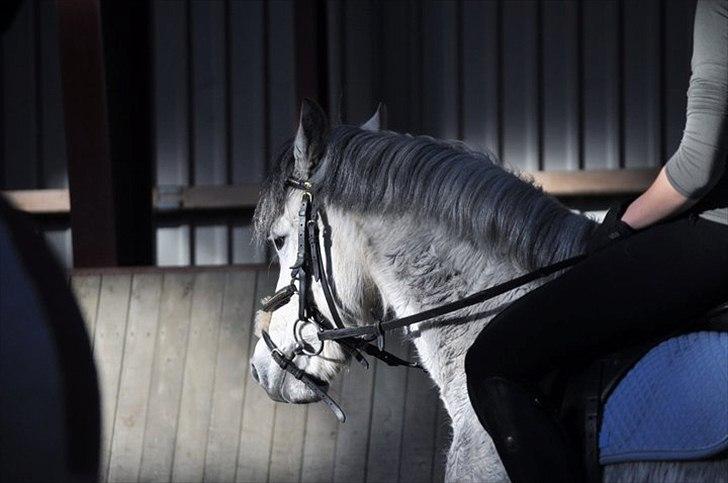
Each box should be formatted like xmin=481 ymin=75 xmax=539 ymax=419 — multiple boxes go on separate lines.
xmin=253 ymin=139 xmax=295 ymax=244
xmin=255 ymin=125 xmax=595 ymax=269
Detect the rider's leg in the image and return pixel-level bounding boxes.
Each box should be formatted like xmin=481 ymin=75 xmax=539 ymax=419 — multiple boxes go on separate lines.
xmin=465 ymin=215 xmax=728 ymax=483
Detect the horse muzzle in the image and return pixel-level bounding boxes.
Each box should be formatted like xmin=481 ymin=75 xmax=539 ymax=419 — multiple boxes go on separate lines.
xmin=249 ymin=339 xmax=327 ymax=405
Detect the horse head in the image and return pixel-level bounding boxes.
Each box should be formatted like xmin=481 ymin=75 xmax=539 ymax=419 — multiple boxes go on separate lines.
xmin=248 ymin=100 xmax=385 ymax=404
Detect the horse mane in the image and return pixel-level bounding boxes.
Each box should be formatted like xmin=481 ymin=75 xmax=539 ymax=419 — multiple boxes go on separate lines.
xmin=255 ymin=125 xmax=594 ymax=270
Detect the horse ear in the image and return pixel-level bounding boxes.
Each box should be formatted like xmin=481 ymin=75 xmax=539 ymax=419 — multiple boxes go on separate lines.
xmin=361 ymin=102 xmax=387 ymax=132
xmin=294 ymin=99 xmax=329 ymax=179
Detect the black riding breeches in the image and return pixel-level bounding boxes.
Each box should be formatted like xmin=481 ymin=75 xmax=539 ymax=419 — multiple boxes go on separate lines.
xmin=464 ymin=215 xmax=728 ymax=483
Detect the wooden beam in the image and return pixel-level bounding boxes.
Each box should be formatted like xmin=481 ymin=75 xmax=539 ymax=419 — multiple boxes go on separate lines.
xmin=57 ymin=0 xmax=118 ymax=267
xmin=3 ymin=168 xmax=660 ymax=214
xmin=71 ymin=262 xmax=274 ymax=277
xmin=98 ymin=0 xmax=154 ymax=265
xmin=155 ymin=184 xmax=261 ymax=211
xmin=56 ymin=0 xmax=154 ymax=267
xmin=3 ymin=189 xmax=70 ymax=213
xmin=528 ymin=168 xmax=658 ymax=196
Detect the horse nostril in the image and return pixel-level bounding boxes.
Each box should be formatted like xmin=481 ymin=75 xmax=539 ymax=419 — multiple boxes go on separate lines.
xmin=250 ymin=363 xmax=260 ymax=383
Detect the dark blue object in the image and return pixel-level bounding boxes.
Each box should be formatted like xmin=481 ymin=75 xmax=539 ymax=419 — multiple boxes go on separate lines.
xmin=600 ymin=331 xmax=728 ymax=464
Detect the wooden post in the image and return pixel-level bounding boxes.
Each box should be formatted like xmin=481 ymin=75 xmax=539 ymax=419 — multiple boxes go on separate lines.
xmin=294 ymin=0 xmax=329 ymax=111
xmin=57 ymin=0 xmax=117 ymax=267
xmin=57 ymin=0 xmax=153 ymax=267
xmin=98 ymin=0 xmax=153 ymax=266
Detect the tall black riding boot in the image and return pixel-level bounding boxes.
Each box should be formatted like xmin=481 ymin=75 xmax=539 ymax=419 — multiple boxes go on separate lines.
xmin=467 ymin=376 xmax=584 ymax=483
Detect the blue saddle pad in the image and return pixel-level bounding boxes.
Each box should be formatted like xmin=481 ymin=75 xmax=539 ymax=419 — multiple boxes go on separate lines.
xmin=599 ymin=331 xmax=728 ymax=465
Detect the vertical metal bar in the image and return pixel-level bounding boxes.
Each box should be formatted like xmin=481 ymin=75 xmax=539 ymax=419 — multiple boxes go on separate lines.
xmin=225 ymin=0 xmax=233 ymax=264
xmin=0 ymin=30 xmax=4 ymax=189
xmin=262 ymin=0 xmax=270 ymax=170
xmin=456 ymin=0 xmax=464 ymax=140
xmin=294 ymin=0 xmax=329 ymax=112
xmin=374 ymin=0 xmax=384 ymax=104
xmin=617 ymin=0 xmax=625 ymax=169
xmin=186 ymin=0 xmax=195 ymax=187
xmin=411 ymin=0 xmax=424 ymax=134
xmin=34 ymin=0 xmax=43 ymax=188
xmin=658 ymin=0 xmax=667 ymax=164
xmin=495 ymin=0 xmax=504 ymax=161
xmin=224 ymin=0 xmax=232 ymax=186
xmin=536 ymin=0 xmax=544 ymax=171
xmin=185 ymin=0 xmax=195 ymax=265
xmin=576 ymin=0 xmax=585 ymax=170
xmin=339 ymin=0 xmax=347 ymax=123
xmin=261 ymin=0 xmax=272 ymax=265
xmin=662 ymin=0 xmax=694 ymax=162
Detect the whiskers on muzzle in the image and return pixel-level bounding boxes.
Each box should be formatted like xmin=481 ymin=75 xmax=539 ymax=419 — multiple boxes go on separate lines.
xmin=254 ymin=309 xmax=272 ymax=338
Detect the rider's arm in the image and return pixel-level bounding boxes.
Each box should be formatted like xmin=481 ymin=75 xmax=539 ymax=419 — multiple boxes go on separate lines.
xmin=621 ymin=0 xmax=727 ymax=230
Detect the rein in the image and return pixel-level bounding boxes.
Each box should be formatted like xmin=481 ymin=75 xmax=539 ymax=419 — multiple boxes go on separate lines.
xmin=259 ymin=176 xmax=586 ymax=422
xmin=319 ymin=254 xmax=586 ymax=344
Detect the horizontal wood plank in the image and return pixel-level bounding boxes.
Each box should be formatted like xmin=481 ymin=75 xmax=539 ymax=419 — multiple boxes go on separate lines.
xmin=527 ymin=168 xmax=659 ymax=196
xmin=3 ymin=189 xmax=70 ymax=213
xmin=2 ymin=168 xmax=660 ymax=214
xmin=71 ymin=263 xmax=272 ymax=277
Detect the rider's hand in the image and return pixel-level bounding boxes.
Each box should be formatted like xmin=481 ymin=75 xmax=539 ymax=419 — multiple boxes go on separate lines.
xmin=585 ymin=202 xmax=636 ymax=255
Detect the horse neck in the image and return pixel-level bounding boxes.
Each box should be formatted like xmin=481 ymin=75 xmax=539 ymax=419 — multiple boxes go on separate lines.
xmin=360 ymin=199 xmax=592 ymax=307
xmin=355 ymin=204 xmax=592 ymax=387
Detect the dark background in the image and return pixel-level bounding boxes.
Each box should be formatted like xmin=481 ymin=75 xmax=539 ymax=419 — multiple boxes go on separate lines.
xmin=0 ymin=0 xmax=696 ymax=268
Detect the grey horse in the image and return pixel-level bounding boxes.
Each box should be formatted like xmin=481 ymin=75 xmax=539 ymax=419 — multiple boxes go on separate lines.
xmin=249 ymin=101 xmax=727 ymax=482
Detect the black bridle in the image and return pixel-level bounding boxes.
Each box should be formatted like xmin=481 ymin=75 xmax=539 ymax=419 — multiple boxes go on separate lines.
xmin=259 ymin=177 xmax=420 ymax=423
xmin=259 ymin=176 xmax=586 ymax=422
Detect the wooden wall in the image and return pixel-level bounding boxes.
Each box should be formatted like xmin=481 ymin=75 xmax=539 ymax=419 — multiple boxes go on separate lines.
xmin=71 ymin=265 xmax=449 ymax=483
xmin=1 ymin=0 xmax=697 ymax=268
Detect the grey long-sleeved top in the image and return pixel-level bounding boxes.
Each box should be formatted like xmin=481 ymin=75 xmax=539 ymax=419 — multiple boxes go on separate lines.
xmin=664 ymin=0 xmax=728 ymax=225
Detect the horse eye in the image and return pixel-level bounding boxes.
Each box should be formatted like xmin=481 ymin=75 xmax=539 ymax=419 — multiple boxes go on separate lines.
xmin=273 ymin=236 xmax=285 ymax=251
